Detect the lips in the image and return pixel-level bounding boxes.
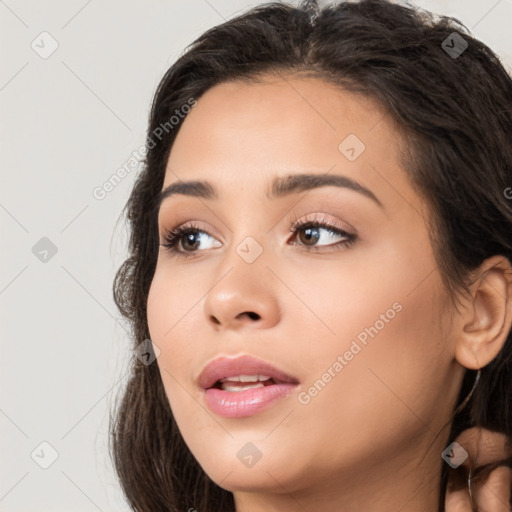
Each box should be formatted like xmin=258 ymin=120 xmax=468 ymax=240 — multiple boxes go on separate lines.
xmin=197 ymin=355 xmax=300 ymax=390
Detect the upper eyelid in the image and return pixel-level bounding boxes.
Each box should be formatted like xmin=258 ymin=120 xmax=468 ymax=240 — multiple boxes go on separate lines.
xmin=291 ymin=215 xmax=354 ymax=233
xmin=159 ymin=212 xmax=355 ymax=234
xmin=161 ymin=220 xmax=219 ymax=238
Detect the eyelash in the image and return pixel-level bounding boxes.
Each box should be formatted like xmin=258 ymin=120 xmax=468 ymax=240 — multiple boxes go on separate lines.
xmin=159 ymin=214 xmax=357 ymax=259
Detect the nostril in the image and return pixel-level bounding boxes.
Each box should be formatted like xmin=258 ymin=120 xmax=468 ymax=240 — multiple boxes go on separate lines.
xmin=236 ymin=311 xmax=260 ymax=321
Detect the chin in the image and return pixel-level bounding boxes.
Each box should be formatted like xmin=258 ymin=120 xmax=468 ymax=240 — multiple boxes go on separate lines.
xmin=209 ymin=465 xmax=292 ymax=494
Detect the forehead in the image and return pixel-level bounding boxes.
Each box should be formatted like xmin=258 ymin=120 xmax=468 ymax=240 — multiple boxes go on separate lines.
xmin=162 ymin=74 xmax=422 ymax=215
xmin=166 ymin=75 xmax=393 ymax=172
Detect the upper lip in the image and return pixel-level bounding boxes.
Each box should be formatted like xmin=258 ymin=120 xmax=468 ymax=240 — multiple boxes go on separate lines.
xmin=197 ymin=355 xmax=300 ymax=390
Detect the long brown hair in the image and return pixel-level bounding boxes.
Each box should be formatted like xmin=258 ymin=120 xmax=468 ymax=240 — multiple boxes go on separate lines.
xmin=109 ymin=1 xmax=512 ymax=510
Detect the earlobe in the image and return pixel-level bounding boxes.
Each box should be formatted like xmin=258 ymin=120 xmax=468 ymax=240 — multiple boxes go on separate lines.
xmin=454 ymin=255 xmax=512 ymax=370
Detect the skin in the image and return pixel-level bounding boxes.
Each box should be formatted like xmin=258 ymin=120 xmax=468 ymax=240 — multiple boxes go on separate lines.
xmin=146 ymin=74 xmax=512 ymax=512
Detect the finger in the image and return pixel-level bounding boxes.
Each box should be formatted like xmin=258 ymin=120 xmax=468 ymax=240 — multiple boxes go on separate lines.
xmin=446 ymin=467 xmax=473 ymax=512
xmin=455 ymin=428 xmax=510 ymax=469
xmin=473 ymin=466 xmax=511 ymax=512
xmin=445 ymin=485 xmax=473 ymax=512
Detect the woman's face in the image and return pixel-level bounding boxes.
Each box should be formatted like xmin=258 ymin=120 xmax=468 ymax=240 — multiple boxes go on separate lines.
xmin=147 ymin=75 xmax=463 ymax=505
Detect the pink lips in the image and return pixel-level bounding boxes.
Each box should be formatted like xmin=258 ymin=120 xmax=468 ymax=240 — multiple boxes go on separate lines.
xmin=197 ymin=355 xmax=300 ymax=418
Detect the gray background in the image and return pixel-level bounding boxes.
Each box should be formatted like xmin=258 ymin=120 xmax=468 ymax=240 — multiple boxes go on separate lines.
xmin=1 ymin=1 xmax=511 ymax=510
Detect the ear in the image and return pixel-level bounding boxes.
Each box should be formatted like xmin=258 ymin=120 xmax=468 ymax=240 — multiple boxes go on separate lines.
xmin=454 ymin=255 xmax=512 ymax=370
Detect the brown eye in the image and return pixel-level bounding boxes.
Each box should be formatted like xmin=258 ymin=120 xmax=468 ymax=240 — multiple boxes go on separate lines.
xmin=291 ymin=221 xmax=356 ymax=249
xmin=298 ymin=226 xmax=320 ymax=246
xmin=160 ymin=223 xmax=222 ymax=256
xmin=179 ymin=231 xmax=202 ymax=251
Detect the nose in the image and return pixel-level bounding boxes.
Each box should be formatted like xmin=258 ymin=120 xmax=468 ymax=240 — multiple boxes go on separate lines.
xmin=203 ymin=262 xmax=280 ymax=331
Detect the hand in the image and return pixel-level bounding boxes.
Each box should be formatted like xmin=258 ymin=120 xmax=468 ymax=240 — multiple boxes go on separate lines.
xmin=445 ymin=427 xmax=511 ymax=511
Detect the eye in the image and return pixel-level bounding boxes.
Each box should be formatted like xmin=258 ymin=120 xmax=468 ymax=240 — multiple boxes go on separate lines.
xmin=289 ymin=215 xmax=357 ymax=251
xmin=160 ymin=222 xmax=221 ymax=257
xmin=159 ymin=215 xmax=357 ymax=259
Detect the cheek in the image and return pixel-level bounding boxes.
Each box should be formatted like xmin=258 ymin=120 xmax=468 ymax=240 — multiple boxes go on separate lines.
xmin=147 ymin=260 xmax=205 ymax=343
xmin=147 ymin=270 xmax=204 ymax=432
xmin=286 ymin=242 xmax=454 ymax=451
xmin=297 ymin=266 xmax=453 ymax=447
xmin=146 ymin=265 xmax=200 ymax=379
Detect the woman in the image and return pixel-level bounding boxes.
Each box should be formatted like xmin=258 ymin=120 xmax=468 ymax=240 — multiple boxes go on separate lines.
xmin=110 ymin=0 xmax=512 ymax=510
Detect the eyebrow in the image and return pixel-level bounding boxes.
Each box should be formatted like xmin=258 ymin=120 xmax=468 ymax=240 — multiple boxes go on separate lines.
xmin=157 ymin=173 xmax=383 ymax=209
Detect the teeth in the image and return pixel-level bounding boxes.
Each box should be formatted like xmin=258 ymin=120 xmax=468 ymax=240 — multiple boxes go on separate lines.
xmin=221 ymin=382 xmax=265 ymax=392
xmin=220 ymin=374 xmax=272 ymax=383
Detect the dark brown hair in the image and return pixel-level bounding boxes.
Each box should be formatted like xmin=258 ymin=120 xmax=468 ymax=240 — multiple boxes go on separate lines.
xmin=110 ymin=1 xmax=512 ymax=510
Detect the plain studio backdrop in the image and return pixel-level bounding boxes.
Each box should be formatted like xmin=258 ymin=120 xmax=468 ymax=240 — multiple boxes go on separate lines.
xmin=1 ymin=0 xmax=511 ymax=510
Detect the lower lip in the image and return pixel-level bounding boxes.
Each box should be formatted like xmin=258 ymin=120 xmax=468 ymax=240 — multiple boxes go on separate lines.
xmin=203 ymin=383 xmax=298 ymax=418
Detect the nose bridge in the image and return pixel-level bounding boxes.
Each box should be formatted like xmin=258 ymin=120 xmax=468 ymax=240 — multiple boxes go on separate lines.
xmin=224 ymin=209 xmax=276 ymax=279
xmin=202 ymin=227 xmax=280 ymax=330
xmin=220 ymin=203 xmax=273 ymax=270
